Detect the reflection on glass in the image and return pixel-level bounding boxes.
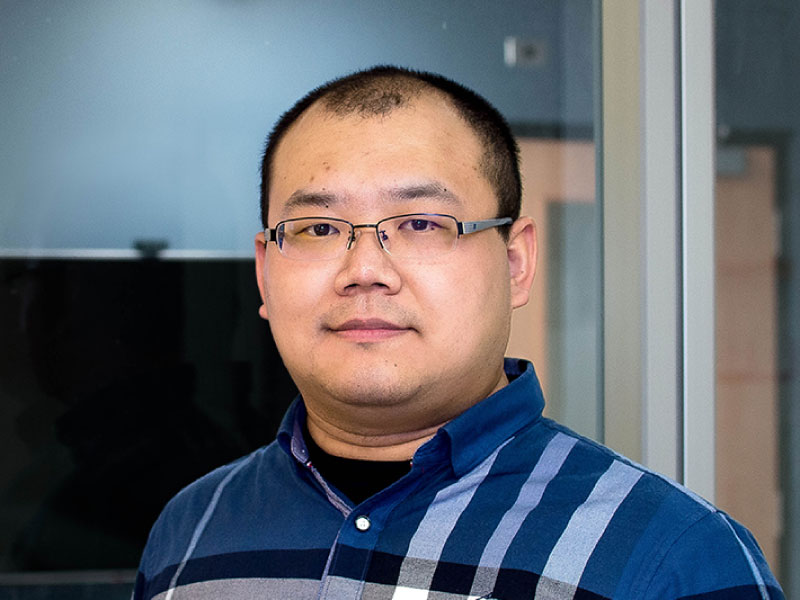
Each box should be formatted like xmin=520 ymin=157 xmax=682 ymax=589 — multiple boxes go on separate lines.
xmin=508 ymin=140 xmax=599 ymax=441
xmin=715 ymin=1 xmax=800 ymax=593
xmin=715 ymin=143 xmax=781 ymax=570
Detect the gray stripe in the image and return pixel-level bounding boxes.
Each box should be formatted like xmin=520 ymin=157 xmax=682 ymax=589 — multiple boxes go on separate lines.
xmin=391 ymin=438 xmax=512 ymax=597
xmin=153 ymin=577 xmax=321 ymax=600
xmin=319 ymin=574 xmax=364 ymax=599
xmin=360 ymin=580 xmax=400 ymax=600
xmin=535 ymin=460 xmax=643 ymax=597
xmin=481 ymin=433 xmax=577 ymax=567
xmin=532 ymin=576 xmax=577 ymax=600
xmin=470 ymin=433 xmax=577 ymax=596
xmin=164 ymin=457 xmax=254 ymax=600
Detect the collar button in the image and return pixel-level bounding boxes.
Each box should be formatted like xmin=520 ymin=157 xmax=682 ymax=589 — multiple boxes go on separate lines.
xmin=354 ymin=515 xmax=371 ymax=532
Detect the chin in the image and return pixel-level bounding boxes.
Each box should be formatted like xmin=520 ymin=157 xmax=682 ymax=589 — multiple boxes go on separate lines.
xmin=326 ymin=379 xmax=420 ymax=407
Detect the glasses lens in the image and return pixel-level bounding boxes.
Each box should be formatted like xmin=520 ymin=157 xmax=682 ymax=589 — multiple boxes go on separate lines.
xmin=278 ymin=218 xmax=349 ymax=260
xmin=380 ymin=214 xmax=458 ymax=258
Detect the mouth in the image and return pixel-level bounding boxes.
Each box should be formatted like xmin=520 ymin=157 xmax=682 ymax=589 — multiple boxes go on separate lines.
xmin=328 ymin=318 xmax=412 ymax=342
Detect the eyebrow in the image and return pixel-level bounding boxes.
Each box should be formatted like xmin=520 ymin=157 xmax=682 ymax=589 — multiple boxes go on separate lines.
xmin=281 ymin=181 xmax=462 ymax=216
xmin=384 ymin=182 xmax=461 ymax=204
xmin=283 ymin=190 xmax=340 ymax=212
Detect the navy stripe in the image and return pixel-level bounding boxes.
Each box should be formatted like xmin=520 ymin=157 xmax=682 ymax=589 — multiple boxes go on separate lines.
xmin=364 ymin=550 xmax=406 ymax=586
xmin=328 ymin=544 xmax=371 ymax=579
xmin=580 ymin=475 xmax=664 ymax=597
xmin=492 ymin=567 xmax=541 ymax=598
xmin=502 ymin=440 xmax=614 ymax=573
xmin=149 ymin=545 xmax=624 ymax=598
xmin=149 ymin=564 xmax=179 ymax=597
xmin=572 ymin=587 xmax=613 ymax=600
xmin=364 ymin=551 xmax=618 ymax=599
xmin=430 ymin=560 xmax=478 ymax=595
xmin=184 ymin=548 xmax=329 ymax=581
xmin=490 ymin=567 xmax=611 ymax=600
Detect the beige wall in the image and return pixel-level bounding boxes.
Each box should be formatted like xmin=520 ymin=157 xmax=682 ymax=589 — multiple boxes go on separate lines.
xmin=507 ymin=138 xmax=595 ymax=406
xmin=715 ymin=145 xmax=781 ymax=570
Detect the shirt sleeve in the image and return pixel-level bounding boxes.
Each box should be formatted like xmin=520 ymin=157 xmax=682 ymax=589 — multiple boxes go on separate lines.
xmin=131 ymin=571 xmax=147 ymax=600
xmin=642 ymin=510 xmax=784 ymax=599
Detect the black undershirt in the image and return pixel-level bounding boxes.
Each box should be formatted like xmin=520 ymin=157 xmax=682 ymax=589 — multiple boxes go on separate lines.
xmin=302 ymin=423 xmax=412 ymax=505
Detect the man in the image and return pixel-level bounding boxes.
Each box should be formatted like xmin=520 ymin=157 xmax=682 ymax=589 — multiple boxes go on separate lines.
xmin=134 ymin=66 xmax=783 ymax=599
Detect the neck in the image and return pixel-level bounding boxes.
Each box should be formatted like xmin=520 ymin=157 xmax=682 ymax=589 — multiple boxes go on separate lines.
xmin=305 ymin=409 xmax=442 ymax=461
xmin=303 ymin=369 xmax=510 ymax=461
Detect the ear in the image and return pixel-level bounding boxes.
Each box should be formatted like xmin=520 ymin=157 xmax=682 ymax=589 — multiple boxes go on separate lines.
xmin=254 ymin=232 xmax=270 ymax=321
xmin=506 ymin=216 xmax=537 ymax=309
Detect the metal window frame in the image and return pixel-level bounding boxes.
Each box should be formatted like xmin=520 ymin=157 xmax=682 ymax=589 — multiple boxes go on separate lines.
xmin=600 ymin=0 xmax=715 ymax=500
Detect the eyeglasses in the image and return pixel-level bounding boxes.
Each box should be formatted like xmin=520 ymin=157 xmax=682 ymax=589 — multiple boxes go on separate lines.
xmin=266 ymin=213 xmax=512 ymax=261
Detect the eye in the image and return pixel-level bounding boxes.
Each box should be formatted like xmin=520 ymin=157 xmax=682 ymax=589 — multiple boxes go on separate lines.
xmin=399 ymin=218 xmax=440 ymax=233
xmin=300 ymin=222 xmax=340 ymax=237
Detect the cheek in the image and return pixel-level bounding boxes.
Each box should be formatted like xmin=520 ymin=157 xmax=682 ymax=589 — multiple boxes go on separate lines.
xmin=471 ymin=256 xmax=512 ymax=327
xmin=420 ymin=255 xmax=510 ymax=328
xmin=264 ymin=264 xmax=329 ymax=325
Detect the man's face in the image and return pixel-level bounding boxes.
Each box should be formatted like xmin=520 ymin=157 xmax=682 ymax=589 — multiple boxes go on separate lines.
xmin=255 ymin=95 xmax=535 ymax=436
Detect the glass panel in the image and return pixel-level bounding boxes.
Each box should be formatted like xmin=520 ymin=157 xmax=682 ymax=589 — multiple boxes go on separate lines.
xmin=715 ymin=1 xmax=799 ymax=593
xmin=0 ymin=1 xmax=599 ymax=595
xmin=508 ymin=140 xmax=599 ymax=440
xmin=0 ymin=0 xmax=595 ymax=255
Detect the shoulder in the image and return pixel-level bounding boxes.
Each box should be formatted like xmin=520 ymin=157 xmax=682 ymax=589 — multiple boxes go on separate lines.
xmin=163 ymin=443 xmax=274 ymax=515
xmin=137 ymin=442 xmax=282 ymax=579
xmin=638 ymin=509 xmax=784 ymax=598
xmin=530 ymin=418 xmax=783 ymax=598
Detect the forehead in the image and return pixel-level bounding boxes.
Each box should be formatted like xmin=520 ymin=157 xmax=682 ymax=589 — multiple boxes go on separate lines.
xmin=268 ymin=96 xmax=494 ymax=220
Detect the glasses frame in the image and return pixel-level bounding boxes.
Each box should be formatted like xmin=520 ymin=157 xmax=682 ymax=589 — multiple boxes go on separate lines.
xmin=265 ymin=213 xmax=513 ymax=260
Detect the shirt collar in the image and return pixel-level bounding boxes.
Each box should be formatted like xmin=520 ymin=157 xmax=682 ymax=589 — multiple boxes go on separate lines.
xmin=277 ymin=398 xmax=309 ymax=462
xmin=278 ymin=358 xmax=545 ymax=476
xmin=436 ymin=358 xmax=544 ymax=476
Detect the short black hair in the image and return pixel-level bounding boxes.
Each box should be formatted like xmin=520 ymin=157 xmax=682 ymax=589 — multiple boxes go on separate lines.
xmin=259 ymin=66 xmax=521 ymax=230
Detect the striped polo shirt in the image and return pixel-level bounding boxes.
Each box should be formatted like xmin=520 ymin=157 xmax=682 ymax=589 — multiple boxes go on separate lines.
xmin=133 ymin=358 xmax=784 ymax=599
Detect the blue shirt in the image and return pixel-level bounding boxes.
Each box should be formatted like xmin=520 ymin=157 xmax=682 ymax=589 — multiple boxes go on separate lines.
xmin=134 ymin=358 xmax=784 ymax=599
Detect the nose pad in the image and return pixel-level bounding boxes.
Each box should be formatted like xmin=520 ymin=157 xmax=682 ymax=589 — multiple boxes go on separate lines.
xmin=334 ymin=223 xmax=402 ymax=294
xmin=347 ymin=225 xmax=387 ymax=253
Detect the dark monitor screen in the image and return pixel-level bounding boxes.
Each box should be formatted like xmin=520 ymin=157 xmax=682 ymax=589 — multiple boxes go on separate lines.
xmin=0 ymin=257 xmax=296 ymax=573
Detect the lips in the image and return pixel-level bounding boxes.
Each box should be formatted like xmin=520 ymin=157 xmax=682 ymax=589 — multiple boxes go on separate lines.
xmin=332 ymin=318 xmax=406 ymax=331
xmin=328 ymin=318 xmax=412 ymax=341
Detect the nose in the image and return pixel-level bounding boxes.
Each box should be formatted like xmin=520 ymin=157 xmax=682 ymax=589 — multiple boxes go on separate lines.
xmin=334 ymin=225 xmax=402 ymax=295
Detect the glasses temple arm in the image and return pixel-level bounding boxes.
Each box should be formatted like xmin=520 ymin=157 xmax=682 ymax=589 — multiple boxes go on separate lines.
xmin=458 ymin=217 xmax=513 ymax=235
